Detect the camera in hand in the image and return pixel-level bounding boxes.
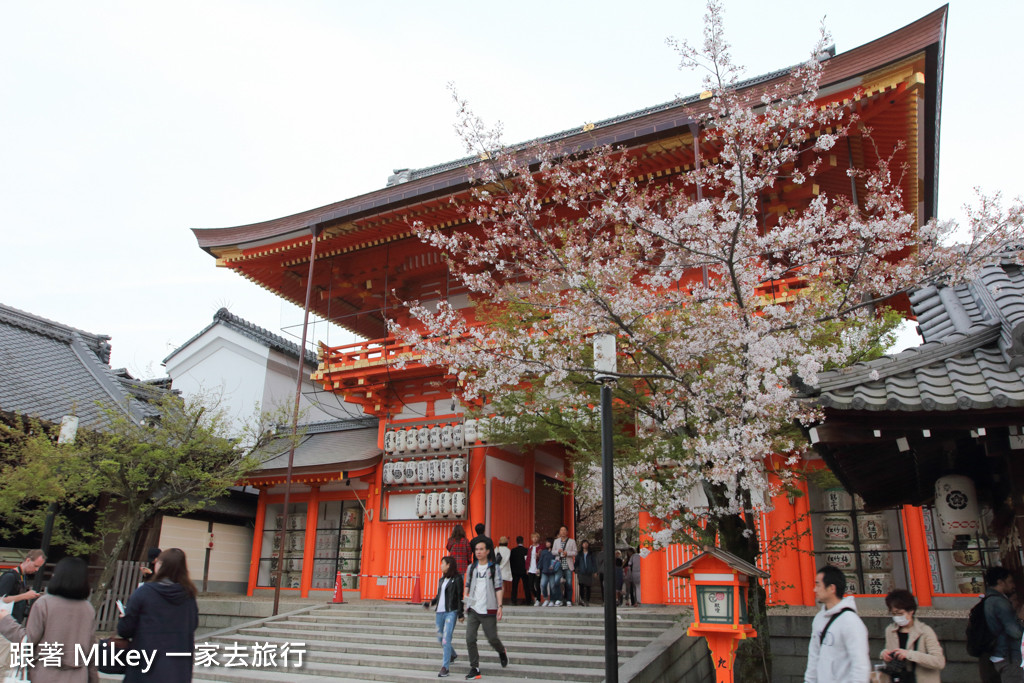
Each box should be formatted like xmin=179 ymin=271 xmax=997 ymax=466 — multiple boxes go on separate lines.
xmin=881 ymin=658 xmax=915 ymax=683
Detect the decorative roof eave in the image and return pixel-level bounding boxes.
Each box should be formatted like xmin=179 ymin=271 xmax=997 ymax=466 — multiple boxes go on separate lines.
xmin=192 ymin=7 xmax=946 ymax=255
xmin=162 ymin=307 xmax=318 ymax=367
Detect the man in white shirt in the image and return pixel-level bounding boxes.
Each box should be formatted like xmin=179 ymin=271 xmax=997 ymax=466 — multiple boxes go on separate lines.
xmin=551 ymin=526 xmax=577 ymax=606
xmin=462 ymin=540 xmax=508 ymax=679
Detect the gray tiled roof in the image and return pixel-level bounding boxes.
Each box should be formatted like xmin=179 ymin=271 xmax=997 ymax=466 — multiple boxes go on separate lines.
xmin=0 ymin=303 xmax=161 ymax=429
xmin=813 ymin=249 xmax=1024 ymax=411
xmin=162 ymin=307 xmax=317 ymax=367
xmin=257 ymin=419 xmax=380 ymax=472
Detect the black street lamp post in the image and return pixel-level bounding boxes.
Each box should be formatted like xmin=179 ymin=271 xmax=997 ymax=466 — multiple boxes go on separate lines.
xmin=593 ymin=334 xmax=618 ymax=683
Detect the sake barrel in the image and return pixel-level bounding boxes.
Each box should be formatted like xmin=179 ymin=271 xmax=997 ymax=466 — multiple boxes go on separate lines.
xmin=822 ymin=488 xmax=852 ymax=512
xmin=862 ymin=543 xmax=892 ymax=571
xmin=863 ymin=573 xmax=892 ymax=595
xmin=824 ymin=542 xmax=857 ymax=571
xmin=953 ymin=539 xmax=983 ymax=568
xmin=843 ymin=573 xmax=860 ymax=595
xmin=935 ymin=474 xmax=981 ymax=541
xmin=857 ymin=514 xmax=888 ymax=542
xmin=956 ymin=569 xmax=985 ymax=594
xmin=341 ymin=506 xmax=362 ymax=529
xmin=822 ymin=515 xmax=854 ymax=542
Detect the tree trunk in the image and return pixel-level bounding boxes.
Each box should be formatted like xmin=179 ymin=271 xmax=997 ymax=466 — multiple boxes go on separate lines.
xmin=90 ymin=514 xmax=150 ymax=611
xmin=717 ymin=511 xmax=772 ymax=683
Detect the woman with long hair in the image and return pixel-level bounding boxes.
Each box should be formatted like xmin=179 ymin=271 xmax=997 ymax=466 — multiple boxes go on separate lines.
xmin=445 ymin=525 xmax=472 ymax=577
xmin=118 ymin=548 xmax=199 ymax=682
xmin=0 ymin=556 xmax=99 ymax=682
xmin=424 ymin=556 xmax=464 ymax=677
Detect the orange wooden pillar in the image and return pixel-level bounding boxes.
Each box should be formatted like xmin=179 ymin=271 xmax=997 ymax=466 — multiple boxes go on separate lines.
xmin=524 ymin=450 xmax=536 ymax=534
xmin=765 ymin=474 xmax=803 ymax=605
xmin=363 ymin=461 xmax=389 ymax=599
xmin=638 ymin=510 xmax=665 ymax=605
xmin=901 ymin=505 xmax=933 ymax=607
xmin=247 ymin=488 xmax=267 ymax=596
xmin=300 ymin=485 xmax=320 ymax=597
xmin=469 ymin=445 xmax=486 ymax=532
xmin=793 ymin=478 xmax=817 ymax=605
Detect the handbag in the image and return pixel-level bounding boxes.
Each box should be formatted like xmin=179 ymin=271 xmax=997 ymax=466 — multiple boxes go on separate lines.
xmin=3 ymin=638 xmax=29 ymax=683
xmin=97 ymin=636 xmax=130 ymax=675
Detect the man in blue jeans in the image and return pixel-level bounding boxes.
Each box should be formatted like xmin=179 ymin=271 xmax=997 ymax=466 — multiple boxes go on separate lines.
xmin=983 ymin=566 xmax=1024 ymax=683
xmin=462 ymin=541 xmax=508 ymax=679
xmin=551 ymin=525 xmax=577 ymax=606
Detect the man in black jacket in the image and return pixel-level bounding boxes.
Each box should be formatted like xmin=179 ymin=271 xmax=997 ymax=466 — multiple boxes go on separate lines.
xmin=0 ymin=550 xmax=44 ymax=677
xmin=469 ymin=523 xmax=494 ymax=563
xmin=509 ymin=536 xmax=529 ymax=605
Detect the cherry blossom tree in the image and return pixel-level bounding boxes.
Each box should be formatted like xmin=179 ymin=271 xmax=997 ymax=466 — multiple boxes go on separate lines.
xmin=390 ymin=3 xmax=1022 ymax=675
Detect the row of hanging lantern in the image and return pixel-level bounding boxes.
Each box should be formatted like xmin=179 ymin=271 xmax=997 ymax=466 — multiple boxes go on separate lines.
xmin=384 ymin=417 xmax=513 ymax=454
xmin=383 ymin=457 xmax=466 ymax=486
xmin=415 ymin=491 xmax=467 ymax=518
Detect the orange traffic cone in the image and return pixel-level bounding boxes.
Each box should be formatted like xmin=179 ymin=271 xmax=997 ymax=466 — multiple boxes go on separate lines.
xmin=409 ymin=576 xmax=423 ymax=604
xmin=332 ymin=571 xmax=345 ymax=604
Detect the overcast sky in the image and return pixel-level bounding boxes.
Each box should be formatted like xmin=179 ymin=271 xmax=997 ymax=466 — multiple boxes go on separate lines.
xmin=2 ymin=1 xmax=1017 ymax=378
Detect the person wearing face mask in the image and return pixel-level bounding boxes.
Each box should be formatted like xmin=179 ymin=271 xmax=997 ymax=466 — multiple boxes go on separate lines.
xmin=880 ymin=589 xmax=945 ymax=683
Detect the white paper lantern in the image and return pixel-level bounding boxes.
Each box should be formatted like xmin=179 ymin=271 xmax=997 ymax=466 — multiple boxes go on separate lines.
xmin=439 ymin=491 xmax=452 ymax=517
xmin=397 ymin=429 xmax=410 ymax=453
xmin=392 ymin=461 xmax=406 ymax=484
xmin=451 ymin=457 xmax=466 ymax=482
xmin=403 ymin=461 xmax=416 ymax=483
xmin=384 ymin=430 xmax=396 ymax=454
xmin=415 ymin=493 xmax=428 ymax=518
xmin=464 ymin=419 xmax=477 ymax=444
xmin=452 ymin=424 xmax=464 ymax=449
xmin=438 ymin=458 xmax=453 ymax=482
xmin=417 ymin=428 xmax=430 ymax=450
xmin=382 ymin=461 xmax=395 ymax=485
xmin=441 ymin=425 xmax=453 ymax=449
xmin=417 ymin=460 xmax=430 ymax=484
xmin=426 ymin=492 xmax=439 ymax=518
xmin=427 ymin=459 xmax=439 ymax=483
xmin=477 ymin=417 xmax=490 ymax=442
xmin=452 ymin=492 xmax=467 ymax=517
xmin=935 ymin=474 xmax=981 ymax=541
xmin=430 ymin=427 xmax=442 ymax=450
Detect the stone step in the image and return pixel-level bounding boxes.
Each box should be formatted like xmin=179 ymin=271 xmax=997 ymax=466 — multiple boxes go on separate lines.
xmin=202 ymin=630 xmax=642 ymax=665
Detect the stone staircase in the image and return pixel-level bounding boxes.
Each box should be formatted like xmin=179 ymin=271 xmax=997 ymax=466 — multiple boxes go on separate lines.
xmin=186 ymin=601 xmax=687 ymax=682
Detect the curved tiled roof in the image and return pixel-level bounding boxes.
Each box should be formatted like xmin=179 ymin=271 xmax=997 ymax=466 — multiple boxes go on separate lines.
xmin=815 ymin=248 xmax=1024 ymax=411
xmin=162 ymin=307 xmax=317 ymax=367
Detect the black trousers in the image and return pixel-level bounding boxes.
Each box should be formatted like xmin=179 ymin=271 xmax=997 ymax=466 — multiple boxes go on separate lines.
xmin=527 ymin=574 xmax=540 ymax=602
xmin=465 ymin=610 xmax=505 ymax=668
xmin=510 ymin=574 xmax=530 ymax=604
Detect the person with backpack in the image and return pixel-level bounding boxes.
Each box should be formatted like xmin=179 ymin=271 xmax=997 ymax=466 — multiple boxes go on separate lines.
xmin=462 ymin=540 xmax=508 ymax=679
xmin=879 ymin=588 xmax=945 ymax=683
xmin=981 ymin=566 xmax=1023 ymax=682
xmin=804 ymin=565 xmax=870 ymax=683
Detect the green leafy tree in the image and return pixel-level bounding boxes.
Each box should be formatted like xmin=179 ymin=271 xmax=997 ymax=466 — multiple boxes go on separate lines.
xmin=0 ymin=393 xmax=285 ymax=609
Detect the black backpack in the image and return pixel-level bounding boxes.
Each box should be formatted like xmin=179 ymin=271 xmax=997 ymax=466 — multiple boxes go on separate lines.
xmin=966 ymin=596 xmax=995 ymax=657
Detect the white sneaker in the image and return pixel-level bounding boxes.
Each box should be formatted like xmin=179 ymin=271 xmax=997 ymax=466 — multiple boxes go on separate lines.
xmin=533 ymin=600 xmax=540 ymax=607
xmin=554 ymin=601 xmax=563 ymax=606
xmin=565 ymin=601 xmax=572 ymax=607
xmin=542 ymin=600 xmax=550 ymax=607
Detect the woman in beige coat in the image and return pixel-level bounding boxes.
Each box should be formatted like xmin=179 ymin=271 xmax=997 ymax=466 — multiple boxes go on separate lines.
xmin=880 ymin=588 xmax=945 ymax=683
xmin=0 ymin=557 xmax=99 ymax=683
